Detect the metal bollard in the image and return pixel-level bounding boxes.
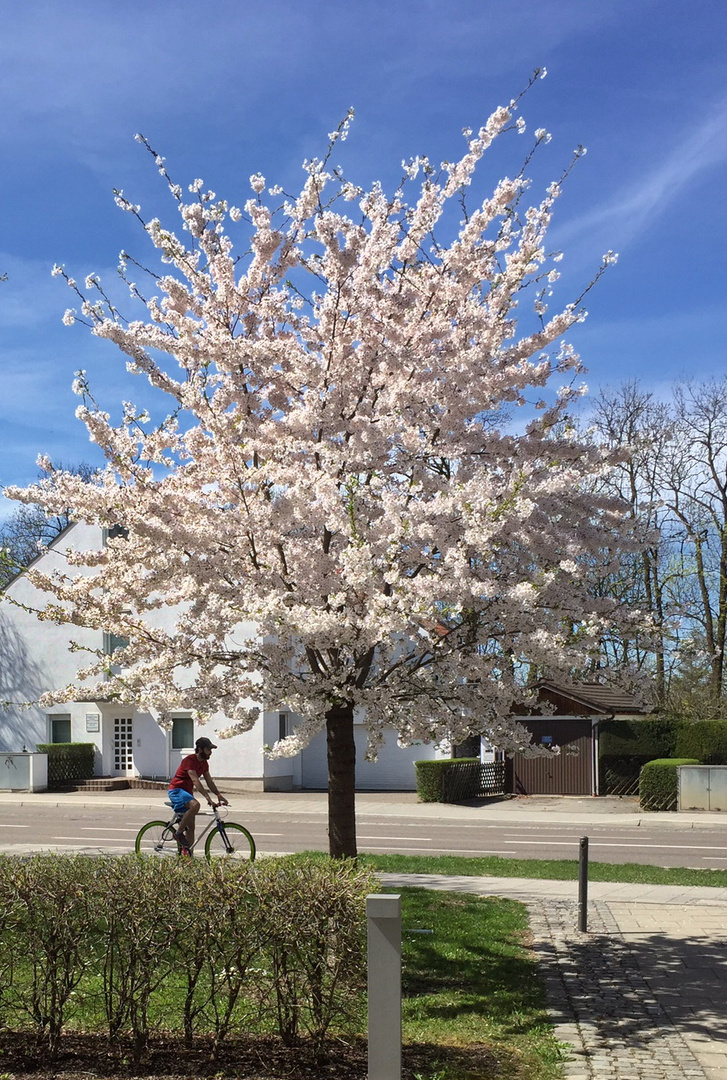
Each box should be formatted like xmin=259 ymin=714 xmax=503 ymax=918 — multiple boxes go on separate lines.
xmin=367 ymin=893 xmax=402 ymax=1080
xmin=578 ymin=836 xmax=589 ymax=933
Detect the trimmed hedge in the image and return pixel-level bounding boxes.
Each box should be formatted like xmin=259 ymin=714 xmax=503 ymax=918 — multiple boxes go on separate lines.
xmin=674 ymin=721 xmax=727 ymax=765
xmin=414 ymin=758 xmax=479 ymax=802
xmin=598 ymin=717 xmax=727 ymax=796
xmin=35 ymin=742 xmax=96 ymax=786
xmin=639 ymin=758 xmax=699 ymax=812
xmin=599 ymin=717 xmax=681 ymax=764
xmin=0 ymin=853 xmax=376 ymax=1063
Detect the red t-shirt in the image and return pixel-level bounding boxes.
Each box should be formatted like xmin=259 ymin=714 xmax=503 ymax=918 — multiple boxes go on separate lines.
xmin=169 ymin=753 xmax=209 ymax=794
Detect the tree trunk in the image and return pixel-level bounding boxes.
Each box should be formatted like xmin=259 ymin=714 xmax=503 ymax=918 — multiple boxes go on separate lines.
xmin=325 ymin=702 xmax=357 ymax=859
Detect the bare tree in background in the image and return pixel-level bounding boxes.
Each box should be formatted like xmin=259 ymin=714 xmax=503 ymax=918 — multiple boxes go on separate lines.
xmin=585 ymin=378 xmax=727 ymax=715
xmin=660 ymin=380 xmax=727 ymax=709
xmin=0 ymin=462 xmax=97 ymax=588
xmin=587 ymin=382 xmax=677 ymax=703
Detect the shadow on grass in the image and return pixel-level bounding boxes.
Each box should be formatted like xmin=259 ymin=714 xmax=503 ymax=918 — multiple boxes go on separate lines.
xmin=399 ymin=888 xmax=549 ymax=1040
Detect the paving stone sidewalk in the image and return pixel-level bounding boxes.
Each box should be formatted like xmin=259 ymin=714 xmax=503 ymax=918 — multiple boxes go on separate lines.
xmin=529 ymin=899 xmax=721 ymax=1079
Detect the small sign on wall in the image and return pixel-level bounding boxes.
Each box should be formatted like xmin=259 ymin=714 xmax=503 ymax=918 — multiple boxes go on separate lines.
xmin=85 ymin=713 xmax=101 ymax=733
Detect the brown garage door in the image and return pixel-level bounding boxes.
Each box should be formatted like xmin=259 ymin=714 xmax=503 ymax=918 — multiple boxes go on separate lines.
xmin=509 ymin=719 xmax=593 ymax=795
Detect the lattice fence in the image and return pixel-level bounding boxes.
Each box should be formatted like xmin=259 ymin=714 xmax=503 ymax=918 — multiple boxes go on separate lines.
xmin=600 ymin=763 xmax=641 ymax=797
xmin=36 ymin=742 xmax=96 ymax=787
xmin=441 ymin=760 xmax=507 ymax=802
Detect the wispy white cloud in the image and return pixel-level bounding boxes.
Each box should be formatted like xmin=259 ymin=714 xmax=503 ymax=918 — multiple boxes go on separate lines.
xmin=553 ymin=96 xmax=727 ymax=256
xmin=570 ymin=300 xmax=727 ymax=396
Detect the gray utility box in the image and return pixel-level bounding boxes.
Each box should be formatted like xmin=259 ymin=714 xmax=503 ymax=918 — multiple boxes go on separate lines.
xmin=678 ymin=765 xmax=727 ymax=812
xmin=0 ymin=752 xmax=48 ymax=792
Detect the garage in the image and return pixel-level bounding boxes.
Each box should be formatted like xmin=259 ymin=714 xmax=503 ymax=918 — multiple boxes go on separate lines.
xmin=509 ymin=718 xmax=595 ymax=795
xmin=507 ymin=682 xmax=650 ymax=796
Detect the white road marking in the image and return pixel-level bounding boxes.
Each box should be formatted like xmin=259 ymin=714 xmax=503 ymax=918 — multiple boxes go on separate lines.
xmin=54 ymin=836 xmax=132 ymax=842
xmin=81 ymin=827 xmax=139 ymax=833
xmin=355 ymin=835 xmax=724 ymax=851
xmin=503 ymin=840 xmax=727 ymax=850
xmin=362 ymin=846 xmax=518 ymax=855
xmin=358 ymin=835 xmax=433 ymax=842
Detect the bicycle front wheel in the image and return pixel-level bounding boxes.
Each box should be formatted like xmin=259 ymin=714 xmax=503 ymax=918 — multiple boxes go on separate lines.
xmin=204 ymin=822 xmax=256 ymax=862
xmin=135 ymin=820 xmax=179 ymax=857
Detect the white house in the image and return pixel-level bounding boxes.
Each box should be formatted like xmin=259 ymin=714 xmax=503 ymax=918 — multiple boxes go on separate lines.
xmin=0 ymin=522 xmax=444 ymax=790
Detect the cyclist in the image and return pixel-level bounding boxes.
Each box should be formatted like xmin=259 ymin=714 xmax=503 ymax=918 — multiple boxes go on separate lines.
xmin=168 ymin=737 xmax=228 ymax=855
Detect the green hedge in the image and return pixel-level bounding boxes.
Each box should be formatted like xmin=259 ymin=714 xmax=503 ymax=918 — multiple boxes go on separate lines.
xmin=639 ymin=758 xmax=699 ymax=812
xmin=414 ymin=758 xmax=479 ymax=802
xmin=0 ymin=854 xmax=376 ymax=1063
xmin=674 ymin=721 xmax=727 ymax=764
xmin=35 ymin=743 xmax=96 ymax=786
xmin=598 ymin=717 xmax=727 ymax=796
xmin=599 ymin=717 xmax=681 ymax=764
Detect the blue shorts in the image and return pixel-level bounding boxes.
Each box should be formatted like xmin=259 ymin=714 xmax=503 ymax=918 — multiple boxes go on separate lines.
xmin=168 ymin=788 xmax=195 ymax=813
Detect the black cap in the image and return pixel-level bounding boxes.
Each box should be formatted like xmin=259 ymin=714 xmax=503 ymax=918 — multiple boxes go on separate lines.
xmin=195 ymin=737 xmax=217 ymax=750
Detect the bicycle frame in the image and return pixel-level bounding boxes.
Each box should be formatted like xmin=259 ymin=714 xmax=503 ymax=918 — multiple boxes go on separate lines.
xmin=170 ymin=804 xmax=231 ymax=854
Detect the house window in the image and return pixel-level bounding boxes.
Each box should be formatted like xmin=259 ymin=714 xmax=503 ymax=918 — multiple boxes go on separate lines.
xmin=103 ymin=631 xmax=129 ymax=655
xmin=49 ymin=716 xmax=71 ymax=743
xmin=453 ymin=735 xmax=481 ymax=759
xmin=172 ymin=716 xmax=194 ymax=750
xmin=279 ymin=712 xmax=289 ymax=741
xmin=103 ymin=524 xmax=129 ymax=543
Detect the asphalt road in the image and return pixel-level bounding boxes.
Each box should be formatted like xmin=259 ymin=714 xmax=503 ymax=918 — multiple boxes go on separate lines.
xmin=1 ymin=800 xmax=726 ymax=868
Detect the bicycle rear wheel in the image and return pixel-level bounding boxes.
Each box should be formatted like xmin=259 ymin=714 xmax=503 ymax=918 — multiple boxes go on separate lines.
xmin=135 ymin=819 xmax=179 ymax=857
xmin=204 ymin=822 xmax=256 ymax=862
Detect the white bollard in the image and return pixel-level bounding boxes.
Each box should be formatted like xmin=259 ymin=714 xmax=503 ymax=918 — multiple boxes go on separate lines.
xmin=367 ymin=893 xmax=402 ymax=1080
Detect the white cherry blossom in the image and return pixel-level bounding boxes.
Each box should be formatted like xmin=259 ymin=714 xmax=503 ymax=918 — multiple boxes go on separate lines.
xmin=5 ymin=100 xmax=640 ymax=857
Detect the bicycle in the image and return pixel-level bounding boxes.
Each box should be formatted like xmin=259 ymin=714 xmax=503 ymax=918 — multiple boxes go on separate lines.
xmin=135 ymin=801 xmax=256 ymax=861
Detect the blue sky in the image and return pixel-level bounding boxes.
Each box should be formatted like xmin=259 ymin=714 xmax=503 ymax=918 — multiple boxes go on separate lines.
xmin=1 ymin=0 xmax=725 ymax=518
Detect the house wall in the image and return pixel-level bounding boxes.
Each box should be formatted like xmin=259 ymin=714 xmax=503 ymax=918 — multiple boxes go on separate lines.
xmin=0 ymin=522 xmax=105 ymax=754
xmin=195 ymin=711 xmax=268 ymax=787
xmin=300 ymin=724 xmax=442 ymax=791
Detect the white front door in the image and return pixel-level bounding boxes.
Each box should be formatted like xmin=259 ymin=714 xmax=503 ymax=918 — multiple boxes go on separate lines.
xmin=112 ymin=716 xmax=134 ymax=775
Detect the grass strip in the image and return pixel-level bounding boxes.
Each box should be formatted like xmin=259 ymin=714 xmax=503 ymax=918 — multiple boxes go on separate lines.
xmin=357 ymin=851 xmax=727 ymax=887
xmin=398 ymin=886 xmax=566 ymax=1080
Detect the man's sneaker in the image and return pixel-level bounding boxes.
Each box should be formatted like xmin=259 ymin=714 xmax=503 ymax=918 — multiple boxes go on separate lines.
xmin=174 ymin=831 xmax=191 ymax=855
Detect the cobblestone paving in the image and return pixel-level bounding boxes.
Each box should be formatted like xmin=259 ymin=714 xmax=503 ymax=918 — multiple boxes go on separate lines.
xmin=528 ymin=899 xmax=710 ymax=1079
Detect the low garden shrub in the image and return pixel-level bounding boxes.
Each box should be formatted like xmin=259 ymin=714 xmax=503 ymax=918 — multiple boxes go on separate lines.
xmin=6 ymin=855 xmax=98 ymax=1055
xmin=0 ymin=853 xmax=376 ymax=1063
xmin=639 ymin=758 xmax=700 ymax=812
xmin=414 ymin=757 xmax=479 ymax=802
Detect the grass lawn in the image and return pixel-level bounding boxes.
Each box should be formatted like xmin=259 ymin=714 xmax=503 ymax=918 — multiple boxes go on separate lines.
xmin=397 ymin=886 xmax=566 ymax=1080
xmin=356 ymin=851 xmax=727 ymax=888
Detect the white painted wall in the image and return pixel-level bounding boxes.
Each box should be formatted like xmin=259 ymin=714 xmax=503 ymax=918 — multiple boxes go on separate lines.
xmin=300 ymin=725 xmax=443 ymax=791
xmin=0 ymin=522 xmax=105 ymax=754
